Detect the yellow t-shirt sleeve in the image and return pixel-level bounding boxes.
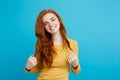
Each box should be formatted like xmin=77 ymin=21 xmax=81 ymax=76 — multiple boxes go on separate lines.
xmin=70 ymin=39 xmax=81 ymax=74
xmin=30 ymin=65 xmax=41 ymax=73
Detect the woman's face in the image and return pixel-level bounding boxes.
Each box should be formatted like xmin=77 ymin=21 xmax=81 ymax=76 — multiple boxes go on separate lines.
xmin=42 ymin=13 xmax=60 ymax=34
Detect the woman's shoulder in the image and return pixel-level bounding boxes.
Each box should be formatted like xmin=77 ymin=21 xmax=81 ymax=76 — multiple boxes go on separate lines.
xmin=67 ymin=38 xmax=78 ymax=44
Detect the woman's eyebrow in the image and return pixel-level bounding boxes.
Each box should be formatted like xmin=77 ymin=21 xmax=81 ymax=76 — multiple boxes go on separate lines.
xmin=43 ymin=21 xmax=47 ymax=24
xmin=50 ymin=17 xmax=55 ymax=20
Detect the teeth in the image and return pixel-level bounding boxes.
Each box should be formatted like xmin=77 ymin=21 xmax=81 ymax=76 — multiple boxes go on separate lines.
xmin=50 ymin=27 xmax=55 ymax=30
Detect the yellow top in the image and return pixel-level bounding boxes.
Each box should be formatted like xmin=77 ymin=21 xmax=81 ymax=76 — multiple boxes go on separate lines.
xmin=29 ymin=38 xmax=81 ymax=80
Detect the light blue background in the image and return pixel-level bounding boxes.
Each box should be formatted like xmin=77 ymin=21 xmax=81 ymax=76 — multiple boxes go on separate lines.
xmin=0 ymin=0 xmax=120 ymax=80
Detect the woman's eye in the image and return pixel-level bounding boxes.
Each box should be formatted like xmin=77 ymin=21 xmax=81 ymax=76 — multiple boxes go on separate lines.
xmin=51 ymin=19 xmax=55 ymax=21
xmin=43 ymin=22 xmax=48 ymax=26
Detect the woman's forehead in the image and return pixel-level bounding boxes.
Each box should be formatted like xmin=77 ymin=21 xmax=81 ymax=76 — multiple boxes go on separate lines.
xmin=42 ymin=13 xmax=57 ymax=21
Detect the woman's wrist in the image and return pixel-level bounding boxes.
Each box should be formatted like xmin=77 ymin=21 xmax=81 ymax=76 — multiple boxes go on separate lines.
xmin=25 ymin=67 xmax=31 ymax=72
xmin=72 ymin=65 xmax=79 ymax=70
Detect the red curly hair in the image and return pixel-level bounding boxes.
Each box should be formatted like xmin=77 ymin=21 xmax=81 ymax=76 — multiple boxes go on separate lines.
xmin=34 ymin=9 xmax=72 ymax=68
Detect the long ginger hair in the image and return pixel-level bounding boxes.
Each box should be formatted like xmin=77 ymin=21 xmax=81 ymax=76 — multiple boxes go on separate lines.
xmin=34 ymin=9 xmax=72 ymax=68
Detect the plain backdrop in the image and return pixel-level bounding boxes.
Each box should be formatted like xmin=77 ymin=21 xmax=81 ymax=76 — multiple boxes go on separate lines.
xmin=0 ymin=0 xmax=120 ymax=80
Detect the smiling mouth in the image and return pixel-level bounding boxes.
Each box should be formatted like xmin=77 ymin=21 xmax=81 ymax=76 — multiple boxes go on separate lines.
xmin=50 ymin=27 xmax=55 ymax=31
xmin=50 ymin=25 xmax=57 ymax=31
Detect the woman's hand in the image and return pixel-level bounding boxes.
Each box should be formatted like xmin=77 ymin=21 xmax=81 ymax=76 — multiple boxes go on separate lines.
xmin=68 ymin=50 xmax=79 ymax=68
xmin=25 ymin=55 xmax=37 ymax=70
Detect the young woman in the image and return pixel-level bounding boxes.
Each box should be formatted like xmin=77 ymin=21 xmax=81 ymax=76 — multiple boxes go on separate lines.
xmin=25 ymin=9 xmax=81 ymax=80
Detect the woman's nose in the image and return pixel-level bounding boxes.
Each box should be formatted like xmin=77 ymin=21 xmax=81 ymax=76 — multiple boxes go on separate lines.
xmin=49 ymin=22 xmax=54 ymax=27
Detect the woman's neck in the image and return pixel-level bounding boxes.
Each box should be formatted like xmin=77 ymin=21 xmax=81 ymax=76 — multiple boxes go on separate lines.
xmin=52 ymin=31 xmax=63 ymax=45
